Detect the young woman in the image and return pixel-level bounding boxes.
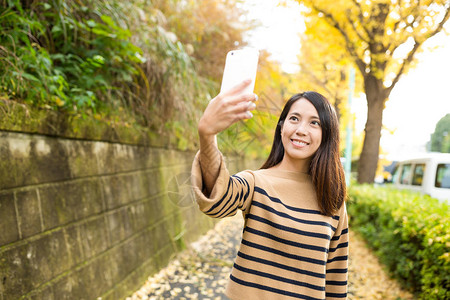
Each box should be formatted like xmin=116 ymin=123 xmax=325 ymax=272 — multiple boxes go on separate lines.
xmin=191 ymin=80 xmax=348 ymax=299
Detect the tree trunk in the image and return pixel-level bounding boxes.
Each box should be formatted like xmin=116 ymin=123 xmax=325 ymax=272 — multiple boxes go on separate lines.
xmin=357 ymin=75 xmax=387 ymax=183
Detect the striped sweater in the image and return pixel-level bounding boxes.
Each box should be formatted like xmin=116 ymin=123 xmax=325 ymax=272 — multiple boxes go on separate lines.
xmin=191 ymin=153 xmax=349 ymax=300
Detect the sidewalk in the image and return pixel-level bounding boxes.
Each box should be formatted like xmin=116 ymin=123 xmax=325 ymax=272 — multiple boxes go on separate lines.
xmin=127 ymin=215 xmax=414 ymax=300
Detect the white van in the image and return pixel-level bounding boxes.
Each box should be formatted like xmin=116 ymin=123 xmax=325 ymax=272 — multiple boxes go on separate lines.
xmin=391 ymin=153 xmax=450 ymax=203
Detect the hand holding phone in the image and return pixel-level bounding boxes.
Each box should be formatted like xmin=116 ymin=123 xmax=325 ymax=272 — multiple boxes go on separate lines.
xmin=198 ymin=48 xmax=259 ymax=137
xmin=220 ymin=48 xmax=259 ymax=96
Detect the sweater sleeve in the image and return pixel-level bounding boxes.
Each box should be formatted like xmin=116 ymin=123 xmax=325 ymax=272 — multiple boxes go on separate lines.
xmin=325 ymin=202 xmax=349 ymax=299
xmin=191 ymin=151 xmax=255 ymax=218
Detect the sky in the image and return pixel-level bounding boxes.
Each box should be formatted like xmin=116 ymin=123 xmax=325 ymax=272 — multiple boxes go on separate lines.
xmin=243 ymin=0 xmax=304 ymax=73
xmin=242 ymin=0 xmax=450 ymax=160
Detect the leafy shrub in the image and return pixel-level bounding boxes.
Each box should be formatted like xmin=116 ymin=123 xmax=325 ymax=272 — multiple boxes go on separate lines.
xmin=0 ymin=0 xmax=145 ymax=111
xmin=348 ymin=185 xmax=450 ymax=299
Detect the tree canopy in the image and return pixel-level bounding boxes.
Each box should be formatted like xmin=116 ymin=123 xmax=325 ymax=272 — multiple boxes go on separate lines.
xmin=430 ymin=113 xmax=450 ymax=153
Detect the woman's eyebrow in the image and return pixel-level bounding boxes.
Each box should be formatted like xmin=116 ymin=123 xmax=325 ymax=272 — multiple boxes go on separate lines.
xmin=289 ymin=111 xmax=320 ymax=119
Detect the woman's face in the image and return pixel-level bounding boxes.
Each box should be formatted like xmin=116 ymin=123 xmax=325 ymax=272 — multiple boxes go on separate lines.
xmin=280 ymin=98 xmax=322 ymax=167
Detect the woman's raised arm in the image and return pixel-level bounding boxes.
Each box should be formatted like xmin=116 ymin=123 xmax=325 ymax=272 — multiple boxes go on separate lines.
xmin=197 ymin=80 xmax=257 ymax=195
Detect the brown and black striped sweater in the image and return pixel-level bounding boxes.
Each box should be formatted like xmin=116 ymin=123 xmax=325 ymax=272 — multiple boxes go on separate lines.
xmin=191 ymin=153 xmax=349 ymax=300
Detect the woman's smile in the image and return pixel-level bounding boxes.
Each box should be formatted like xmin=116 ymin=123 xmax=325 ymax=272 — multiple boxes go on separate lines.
xmin=291 ymin=138 xmax=309 ymax=147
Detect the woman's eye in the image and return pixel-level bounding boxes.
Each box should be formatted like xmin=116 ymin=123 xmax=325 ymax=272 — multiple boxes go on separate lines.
xmin=311 ymin=120 xmax=321 ymax=126
xmin=289 ymin=116 xmax=298 ymax=121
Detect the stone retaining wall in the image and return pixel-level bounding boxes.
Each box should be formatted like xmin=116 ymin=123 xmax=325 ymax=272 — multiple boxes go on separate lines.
xmin=0 ymin=131 xmax=255 ymax=299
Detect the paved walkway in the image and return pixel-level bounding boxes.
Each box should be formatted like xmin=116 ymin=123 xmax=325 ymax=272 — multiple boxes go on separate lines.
xmin=127 ymin=215 xmax=414 ymax=300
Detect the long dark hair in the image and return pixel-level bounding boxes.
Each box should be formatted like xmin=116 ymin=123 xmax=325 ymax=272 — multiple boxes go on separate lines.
xmin=261 ymin=91 xmax=346 ymax=216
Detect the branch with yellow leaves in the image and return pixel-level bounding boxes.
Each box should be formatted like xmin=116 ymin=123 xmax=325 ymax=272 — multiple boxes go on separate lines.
xmin=387 ymin=5 xmax=450 ymax=94
xmin=310 ymin=3 xmax=366 ymax=76
xmin=349 ymin=0 xmax=372 ymax=39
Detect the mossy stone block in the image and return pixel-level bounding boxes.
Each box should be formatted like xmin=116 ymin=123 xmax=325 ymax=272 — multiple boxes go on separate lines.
xmin=0 ymin=230 xmax=69 ymax=298
xmin=105 ymin=209 xmax=132 ymax=245
xmin=79 ymin=217 xmax=109 ymax=260
xmin=61 ymin=139 xmax=100 ymax=178
xmin=15 ymin=189 xmax=42 ymax=239
xmin=0 ymin=193 xmax=19 ymax=245
xmin=39 ymin=179 xmax=103 ymax=230
xmin=63 ymin=225 xmax=85 ymax=267
xmin=126 ymin=201 xmax=147 ymax=233
xmin=101 ymin=176 xmax=132 ymax=210
xmin=0 ymin=133 xmax=72 ymax=189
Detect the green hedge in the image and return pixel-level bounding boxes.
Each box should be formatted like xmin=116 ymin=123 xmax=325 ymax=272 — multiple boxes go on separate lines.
xmin=348 ymin=185 xmax=450 ymax=299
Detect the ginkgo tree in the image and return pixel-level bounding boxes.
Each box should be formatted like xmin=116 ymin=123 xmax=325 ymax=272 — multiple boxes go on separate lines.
xmin=295 ymin=0 xmax=450 ymax=183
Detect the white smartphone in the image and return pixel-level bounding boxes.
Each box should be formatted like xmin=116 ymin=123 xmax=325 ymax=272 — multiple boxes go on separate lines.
xmin=220 ymin=48 xmax=259 ymax=96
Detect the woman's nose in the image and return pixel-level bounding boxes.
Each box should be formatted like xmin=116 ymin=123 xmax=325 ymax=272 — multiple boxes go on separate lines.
xmin=295 ymin=122 xmax=308 ymax=135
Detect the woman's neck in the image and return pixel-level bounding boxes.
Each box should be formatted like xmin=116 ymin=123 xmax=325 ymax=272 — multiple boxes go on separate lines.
xmin=272 ymin=156 xmax=310 ymax=173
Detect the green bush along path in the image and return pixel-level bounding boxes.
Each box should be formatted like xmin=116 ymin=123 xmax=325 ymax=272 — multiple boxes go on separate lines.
xmin=348 ymin=185 xmax=449 ymax=300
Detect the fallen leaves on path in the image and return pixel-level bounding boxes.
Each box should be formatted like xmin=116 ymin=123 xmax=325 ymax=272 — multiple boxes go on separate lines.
xmin=348 ymin=230 xmax=414 ymax=300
